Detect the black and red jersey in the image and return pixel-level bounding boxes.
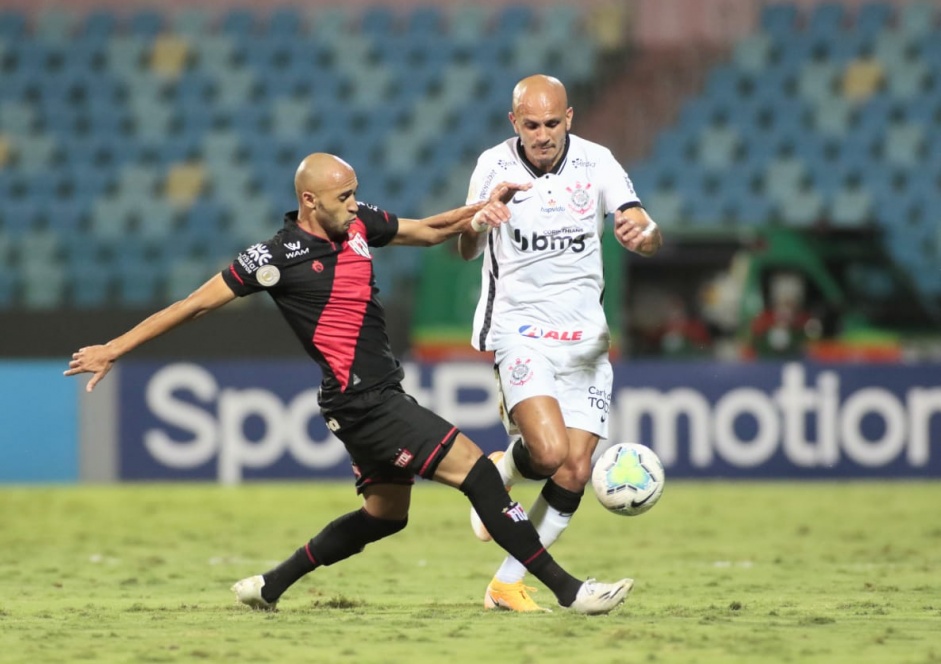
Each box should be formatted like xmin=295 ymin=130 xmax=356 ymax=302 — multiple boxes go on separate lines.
xmin=221 ymin=203 xmax=402 ymax=409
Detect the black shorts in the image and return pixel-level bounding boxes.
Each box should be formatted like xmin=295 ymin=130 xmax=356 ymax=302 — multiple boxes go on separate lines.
xmin=321 ymin=385 xmax=459 ymax=494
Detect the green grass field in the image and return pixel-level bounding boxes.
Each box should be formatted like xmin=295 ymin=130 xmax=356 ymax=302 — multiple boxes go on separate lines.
xmin=1 ymin=480 xmax=939 ymax=664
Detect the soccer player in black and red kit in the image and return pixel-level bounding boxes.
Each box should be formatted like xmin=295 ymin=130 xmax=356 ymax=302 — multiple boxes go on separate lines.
xmin=65 ymin=153 xmax=630 ymax=615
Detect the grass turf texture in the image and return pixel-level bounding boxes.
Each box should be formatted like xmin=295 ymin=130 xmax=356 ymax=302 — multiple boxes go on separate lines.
xmin=0 ymin=481 xmax=939 ymax=664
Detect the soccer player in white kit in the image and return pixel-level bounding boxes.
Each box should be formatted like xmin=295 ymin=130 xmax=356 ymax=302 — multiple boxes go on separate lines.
xmin=458 ymin=75 xmax=663 ymax=612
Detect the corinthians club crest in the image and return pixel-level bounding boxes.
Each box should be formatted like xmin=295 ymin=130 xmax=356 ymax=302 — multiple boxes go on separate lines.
xmin=566 ymin=181 xmax=593 ymax=215
xmin=508 ymin=357 xmax=533 ymax=386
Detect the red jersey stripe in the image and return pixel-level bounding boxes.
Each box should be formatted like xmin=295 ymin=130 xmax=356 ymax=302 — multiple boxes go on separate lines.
xmin=313 ymin=221 xmax=372 ymax=391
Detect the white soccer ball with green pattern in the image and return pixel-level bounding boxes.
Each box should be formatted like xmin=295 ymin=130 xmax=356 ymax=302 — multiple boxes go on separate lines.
xmin=592 ymin=443 xmax=665 ymax=516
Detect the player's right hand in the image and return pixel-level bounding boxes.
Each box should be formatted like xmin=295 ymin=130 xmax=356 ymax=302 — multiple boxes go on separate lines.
xmin=64 ymin=344 xmax=116 ymax=392
xmin=473 ymin=181 xmax=531 ymax=232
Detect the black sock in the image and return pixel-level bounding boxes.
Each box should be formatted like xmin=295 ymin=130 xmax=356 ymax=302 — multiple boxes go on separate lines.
xmin=460 ymin=456 xmax=581 ymax=606
xmin=261 ymin=508 xmax=407 ymax=603
xmin=511 ymin=438 xmax=553 ymax=481
xmin=541 ymin=478 xmax=584 ymax=516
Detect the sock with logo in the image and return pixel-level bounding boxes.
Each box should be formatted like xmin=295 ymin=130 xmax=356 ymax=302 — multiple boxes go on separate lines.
xmin=261 ymin=508 xmax=407 ymax=603
xmin=494 ymin=479 xmax=584 ymax=584
xmin=460 ymin=456 xmax=582 ymax=605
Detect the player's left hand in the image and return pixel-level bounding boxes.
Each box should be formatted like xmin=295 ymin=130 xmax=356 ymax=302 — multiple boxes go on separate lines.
xmin=64 ymin=344 xmax=116 ymax=392
xmin=614 ymin=207 xmax=660 ymax=255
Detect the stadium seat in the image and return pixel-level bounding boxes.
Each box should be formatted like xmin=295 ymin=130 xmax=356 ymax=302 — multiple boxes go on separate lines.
xmin=449 ymin=6 xmax=490 ymax=44
xmin=829 ymin=186 xmax=874 ymax=226
xmin=127 ymin=9 xmax=164 ymax=38
xmin=34 ymin=8 xmax=76 ymax=40
xmin=898 ymin=1 xmax=937 ymax=39
xmin=21 ymin=261 xmax=66 ymax=309
xmin=3 ymin=2 xmax=939 ymax=312
xmin=172 ymin=7 xmax=211 ymax=38
xmin=267 ymin=7 xmax=306 ymax=36
xmin=760 ymin=3 xmax=799 ymax=40
xmin=733 ymin=34 xmax=774 ymax=73
xmin=221 ymin=9 xmax=258 ymax=38
xmin=856 ymin=2 xmax=893 ymax=41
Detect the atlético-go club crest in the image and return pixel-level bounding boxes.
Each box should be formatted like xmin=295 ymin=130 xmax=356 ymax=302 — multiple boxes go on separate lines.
xmin=566 ymin=181 xmax=593 ymax=215
xmin=509 ymin=357 xmax=533 ymax=386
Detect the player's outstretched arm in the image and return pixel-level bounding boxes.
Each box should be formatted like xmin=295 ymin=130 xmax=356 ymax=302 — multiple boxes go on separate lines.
xmin=456 ymin=181 xmax=533 ymax=260
xmin=392 ymin=182 xmax=530 ymax=247
xmin=614 ymin=206 xmax=662 ymax=257
xmin=64 ymin=274 xmax=237 ymax=392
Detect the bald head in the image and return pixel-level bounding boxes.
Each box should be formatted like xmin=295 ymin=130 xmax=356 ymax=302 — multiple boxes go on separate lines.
xmin=294 ymin=153 xmax=355 ymax=201
xmin=509 ymin=75 xmax=572 ymax=173
xmin=511 ymin=75 xmax=568 ymax=116
xmin=293 ymin=152 xmax=360 ymax=239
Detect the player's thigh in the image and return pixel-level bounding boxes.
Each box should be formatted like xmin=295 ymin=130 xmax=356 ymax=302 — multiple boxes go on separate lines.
xmin=511 ymin=396 xmax=569 ymax=460
xmin=554 ymin=358 xmax=613 ymax=441
xmin=328 ymin=390 xmax=459 ymax=493
xmin=495 ymin=346 xmax=568 ymax=455
xmin=494 ymin=346 xmax=559 ymax=415
xmin=362 ymin=483 xmax=412 ymax=521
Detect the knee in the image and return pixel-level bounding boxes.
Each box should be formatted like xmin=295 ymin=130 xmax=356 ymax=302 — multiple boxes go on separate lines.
xmin=527 ymin=440 xmax=568 ymax=477
xmin=366 ymin=513 xmax=409 ymax=541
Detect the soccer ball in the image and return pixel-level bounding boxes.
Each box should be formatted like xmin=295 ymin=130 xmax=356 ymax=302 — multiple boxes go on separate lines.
xmin=591 ymin=443 xmax=665 ymax=516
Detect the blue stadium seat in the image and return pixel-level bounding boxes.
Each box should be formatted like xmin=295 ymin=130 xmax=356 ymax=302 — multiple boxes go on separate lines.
xmin=267 ymin=7 xmax=306 ymax=36
xmin=220 ymin=9 xmax=258 ymax=37
xmin=0 ymin=11 xmax=26 ymax=40
xmin=898 ymin=1 xmax=937 ymax=39
xmin=406 ymin=7 xmax=443 ymax=36
xmin=34 ymin=8 xmax=76 ymax=40
xmin=494 ymin=5 xmax=534 ymax=36
xmin=807 ymin=2 xmax=846 ymax=37
xmin=760 ymin=3 xmax=799 ymax=40
xmin=360 ymin=6 xmax=397 ymax=36
xmin=172 ymin=7 xmax=211 ymax=38
xmin=126 ymin=9 xmax=164 ymax=38
xmin=449 ymin=6 xmax=490 ymax=45
xmin=856 ymin=2 xmax=893 ymax=40
xmin=80 ymin=10 xmax=116 ymax=40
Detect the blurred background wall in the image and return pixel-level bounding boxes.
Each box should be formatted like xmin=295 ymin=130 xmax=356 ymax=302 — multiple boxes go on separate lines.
xmin=1 ymin=0 xmax=939 ymax=481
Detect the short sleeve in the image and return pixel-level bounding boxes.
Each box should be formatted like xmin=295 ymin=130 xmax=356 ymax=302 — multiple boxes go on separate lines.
xmin=598 ymin=149 xmax=641 ymax=216
xmin=221 ymin=240 xmax=282 ymax=297
xmin=466 ymin=156 xmax=495 ymax=205
xmin=356 ymin=202 xmax=399 ymax=247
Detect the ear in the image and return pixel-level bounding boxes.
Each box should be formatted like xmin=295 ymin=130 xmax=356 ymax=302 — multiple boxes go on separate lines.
xmin=565 ymin=107 xmax=574 ymax=131
xmin=508 ymin=111 xmax=520 ymax=135
xmin=301 ymin=191 xmax=317 ymax=209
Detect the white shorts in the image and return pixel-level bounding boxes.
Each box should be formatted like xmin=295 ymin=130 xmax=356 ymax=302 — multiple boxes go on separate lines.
xmin=494 ymin=343 xmax=613 ymax=439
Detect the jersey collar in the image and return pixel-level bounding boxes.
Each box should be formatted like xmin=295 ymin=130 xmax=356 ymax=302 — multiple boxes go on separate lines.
xmin=515 ymin=134 xmax=570 ymax=178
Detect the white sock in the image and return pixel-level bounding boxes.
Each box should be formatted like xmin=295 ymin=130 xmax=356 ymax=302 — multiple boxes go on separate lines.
xmin=493 ymin=494 xmax=573 ymax=584
xmin=495 ymin=443 xmax=524 ymax=487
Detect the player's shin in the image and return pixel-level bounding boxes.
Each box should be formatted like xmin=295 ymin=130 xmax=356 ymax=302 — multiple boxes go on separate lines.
xmin=494 ymin=478 xmax=584 ymax=583
xmin=459 ymin=456 xmax=581 ymax=606
xmin=261 ymin=508 xmax=407 ymax=602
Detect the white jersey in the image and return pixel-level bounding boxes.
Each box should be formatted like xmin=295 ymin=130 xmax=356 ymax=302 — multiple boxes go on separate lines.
xmin=466 ymin=134 xmax=640 ymax=356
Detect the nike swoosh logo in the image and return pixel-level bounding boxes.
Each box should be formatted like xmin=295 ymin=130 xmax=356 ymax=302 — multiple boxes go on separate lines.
xmin=630 ymin=493 xmax=656 ymax=508
xmin=511 ymin=196 xmax=532 ymax=204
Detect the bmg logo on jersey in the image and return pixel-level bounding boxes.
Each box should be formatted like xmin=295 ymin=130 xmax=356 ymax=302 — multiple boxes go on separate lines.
xmin=512 ymin=228 xmax=586 ymax=253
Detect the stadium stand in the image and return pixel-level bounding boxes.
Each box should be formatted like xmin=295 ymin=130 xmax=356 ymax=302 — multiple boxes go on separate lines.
xmin=1 ymin=1 xmax=939 ymax=313
xmin=630 ymin=0 xmax=941 ymax=301
xmin=0 ymin=4 xmax=602 ymax=309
